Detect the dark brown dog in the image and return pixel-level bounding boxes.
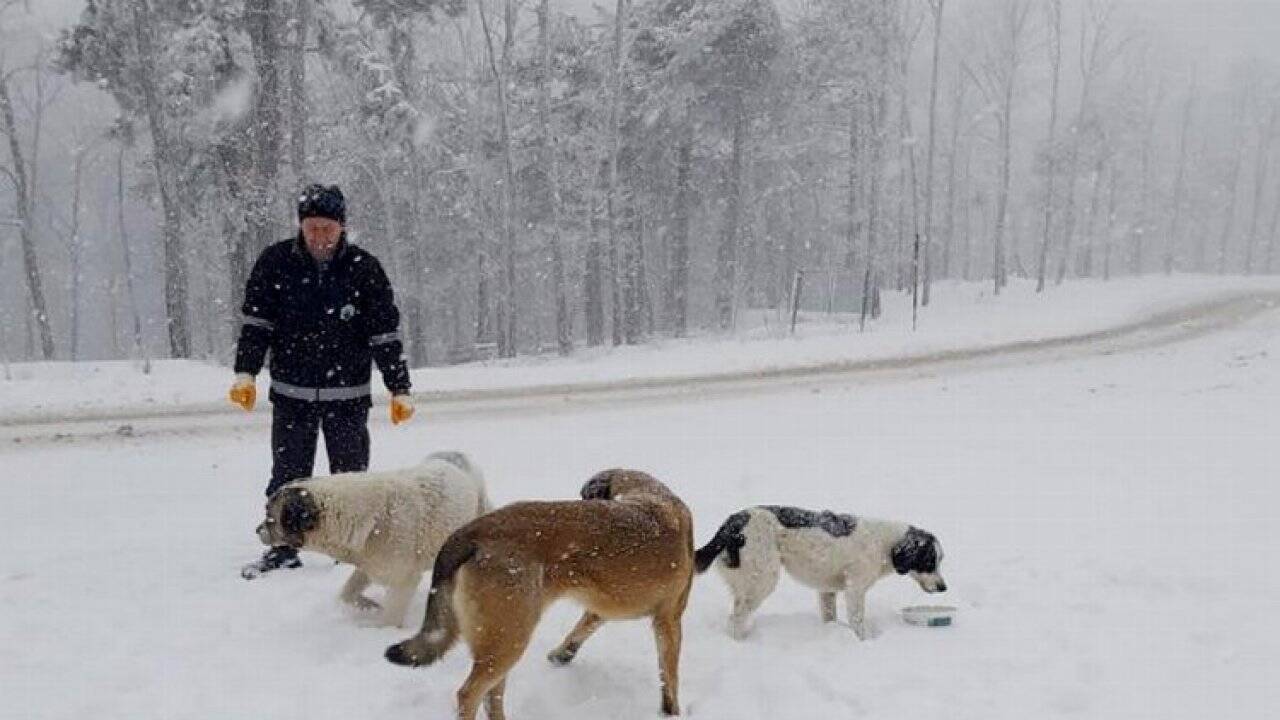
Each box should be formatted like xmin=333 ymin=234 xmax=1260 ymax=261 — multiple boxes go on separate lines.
xmin=385 ymin=469 xmax=695 ymax=719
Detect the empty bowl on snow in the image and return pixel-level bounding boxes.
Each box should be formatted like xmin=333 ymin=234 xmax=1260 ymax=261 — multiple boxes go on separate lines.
xmin=901 ymin=605 xmax=957 ymax=627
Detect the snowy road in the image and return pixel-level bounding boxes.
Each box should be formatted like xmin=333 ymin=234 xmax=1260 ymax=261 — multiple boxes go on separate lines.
xmin=5 ymin=290 xmax=1277 ymax=446
xmin=3 ymin=298 xmax=1279 ymax=719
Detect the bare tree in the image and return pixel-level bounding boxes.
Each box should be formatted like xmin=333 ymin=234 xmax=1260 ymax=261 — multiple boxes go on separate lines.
xmin=536 ymin=0 xmax=571 ymax=355
xmin=1035 ymin=0 xmax=1062 ymax=294
xmin=287 ymin=0 xmax=310 ymax=185
xmin=0 ymin=54 xmax=53 ymax=359
xmin=1165 ymin=75 xmax=1196 ymax=275
xmin=1131 ymin=68 xmax=1164 ymax=276
xmin=131 ymin=0 xmax=190 ymax=357
xmin=861 ymin=4 xmax=894 ymax=330
xmin=920 ymin=0 xmax=945 ymax=306
xmin=1056 ymin=0 xmax=1123 ymax=284
xmin=669 ymin=103 xmax=692 ymax=337
xmin=1244 ymin=96 xmax=1278 ymax=274
xmin=113 ymin=136 xmax=148 ymax=372
xmin=1080 ymin=154 xmax=1107 ymax=277
xmin=966 ymin=0 xmax=1034 ymax=295
xmin=1217 ymin=92 xmax=1248 ymax=274
xmin=246 ymin=0 xmax=283 ymax=260
xmin=605 ymin=0 xmax=630 ymax=341
xmin=66 ymin=131 xmax=106 ymax=360
xmin=477 ymin=0 xmax=519 ymax=357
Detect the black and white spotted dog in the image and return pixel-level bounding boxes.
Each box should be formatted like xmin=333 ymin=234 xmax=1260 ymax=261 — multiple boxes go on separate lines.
xmin=694 ymin=506 xmax=946 ymax=640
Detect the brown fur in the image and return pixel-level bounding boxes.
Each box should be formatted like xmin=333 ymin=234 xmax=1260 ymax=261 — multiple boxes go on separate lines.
xmin=386 ymin=469 xmax=695 ymax=719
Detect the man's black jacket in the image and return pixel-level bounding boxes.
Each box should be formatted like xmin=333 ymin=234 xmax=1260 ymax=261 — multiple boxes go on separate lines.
xmin=234 ymin=234 xmax=411 ymax=403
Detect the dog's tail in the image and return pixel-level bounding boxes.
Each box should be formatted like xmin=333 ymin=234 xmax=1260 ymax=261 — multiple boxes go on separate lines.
xmin=426 ymin=450 xmax=481 ymax=480
xmin=475 ymin=484 xmax=493 ymax=516
xmin=427 ymin=450 xmax=492 ymax=516
xmin=694 ymin=510 xmax=751 ymax=573
xmin=385 ymin=529 xmax=476 ymax=667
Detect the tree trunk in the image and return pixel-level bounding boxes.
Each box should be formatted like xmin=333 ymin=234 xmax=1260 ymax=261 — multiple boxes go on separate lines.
xmin=1081 ymin=157 xmax=1105 ymax=278
xmin=1265 ymin=164 xmax=1280 ymax=274
xmin=993 ymin=84 xmax=1013 ymax=294
xmin=132 ymin=0 xmax=190 ymax=357
xmin=1217 ymin=132 xmax=1245 ymax=274
xmin=475 ymin=250 xmax=491 ymax=343
xmin=1103 ymin=163 xmax=1119 ymax=281
xmin=605 ymin=0 xmax=631 ymax=345
xmin=670 ymin=109 xmax=692 ymax=337
xmin=715 ymin=101 xmax=746 ymax=331
xmin=961 ymin=144 xmax=974 ymax=281
xmin=921 ymin=0 xmax=945 ymax=306
xmin=942 ymin=74 xmax=967 ymax=281
xmin=584 ymin=207 xmax=605 ymax=345
xmin=388 ymin=24 xmax=429 ymax=365
xmin=861 ymin=85 xmax=888 ymax=331
xmin=845 ymin=98 xmax=860 ymax=282
xmin=1132 ymin=82 xmax=1163 ymax=276
xmin=1036 ymin=0 xmax=1062 ymax=293
xmin=0 ymin=65 xmax=54 ymax=359
xmin=68 ymin=144 xmax=91 ymax=360
xmin=116 ymin=145 xmax=148 ymax=371
xmin=478 ymin=0 xmax=519 ymax=358
xmin=1166 ymin=85 xmax=1196 ymax=276
xmin=246 ymin=0 xmax=283 ymax=259
xmin=538 ymin=0 xmax=572 ymax=355
xmin=1244 ymin=106 xmax=1277 ymax=274
xmin=622 ymin=207 xmax=645 ymax=343
xmin=287 ymin=0 xmax=309 ymax=185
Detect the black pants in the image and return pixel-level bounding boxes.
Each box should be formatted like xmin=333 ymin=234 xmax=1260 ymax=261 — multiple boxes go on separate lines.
xmin=265 ymin=399 xmax=370 ymax=497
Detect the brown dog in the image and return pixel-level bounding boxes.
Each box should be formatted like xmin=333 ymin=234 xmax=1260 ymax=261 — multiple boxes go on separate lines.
xmin=385 ymin=469 xmax=695 ymax=719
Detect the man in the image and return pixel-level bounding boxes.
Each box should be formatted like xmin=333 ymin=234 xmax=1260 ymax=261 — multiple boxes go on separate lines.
xmin=230 ymin=184 xmax=416 ymax=579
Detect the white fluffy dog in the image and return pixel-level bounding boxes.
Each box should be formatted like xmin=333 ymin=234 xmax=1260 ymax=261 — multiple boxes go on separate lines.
xmin=256 ymin=451 xmax=492 ymax=627
xmin=695 ymin=506 xmax=946 ymax=640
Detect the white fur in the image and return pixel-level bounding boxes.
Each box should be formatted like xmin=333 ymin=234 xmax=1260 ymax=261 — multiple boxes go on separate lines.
xmin=712 ymin=508 xmax=943 ymax=641
xmin=284 ymin=451 xmax=491 ymax=627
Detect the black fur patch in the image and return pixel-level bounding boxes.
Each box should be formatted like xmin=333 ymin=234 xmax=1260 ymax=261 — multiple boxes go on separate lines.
xmin=760 ymin=505 xmax=857 ymax=537
xmin=694 ymin=511 xmax=751 ymax=572
xmin=579 ymin=472 xmax=614 ymax=500
xmin=891 ymin=526 xmax=939 ymax=575
xmin=280 ymin=486 xmax=320 ymax=543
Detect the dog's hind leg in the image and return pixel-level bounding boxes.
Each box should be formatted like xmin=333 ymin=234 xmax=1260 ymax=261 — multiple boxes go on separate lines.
xmin=456 ymin=616 xmax=534 ymax=720
xmin=340 ymin=569 xmax=379 ymax=612
xmin=819 ymin=592 xmax=837 ymax=623
xmin=652 ymin=606 xmax=684 ymax=716
xmin=482 ymin=678 xmax=507 ymax=720
xmin=381 ymin=581 xmax=417 ymax=628
xmin=455 ymin=561 xmax=539 ymax=720
xmin=723 ymin=514 xmax=780 ymax=639
xmin=548 ymin=611 xmax=604 ymax=666
xmin=843 ymin=581 xmax=873 ymax=640
xmin=724 ymin=559 xmax=779 ymax=639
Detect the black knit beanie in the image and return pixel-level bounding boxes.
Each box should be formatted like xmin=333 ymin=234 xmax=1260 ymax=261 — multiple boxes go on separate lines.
xmin=297 ymin=184 xmax=346 ymax=224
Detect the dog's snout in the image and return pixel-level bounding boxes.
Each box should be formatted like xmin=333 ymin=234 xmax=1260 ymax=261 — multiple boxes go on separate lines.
xmin=933 ymin=581 xmax=947 ymax=593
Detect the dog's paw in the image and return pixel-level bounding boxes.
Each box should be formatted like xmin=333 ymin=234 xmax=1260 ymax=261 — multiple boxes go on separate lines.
xmin=347 ymin=595 xmax=381 ymax=612
xmin=547 ymin=644 xmax=579 ymax=666
xmin=850 ymin=622 xmax=877 ymax=641
xmin=385 ymin=642 xmax=422 ymax=667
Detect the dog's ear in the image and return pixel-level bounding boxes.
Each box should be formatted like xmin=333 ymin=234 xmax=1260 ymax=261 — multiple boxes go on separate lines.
xmin=580 ymin=471 xmax=614 ymax=500
xmin=891 ymin=526 xmax=937 ymax=575
xmin=281 ymin=486 xmax=320 ymax=538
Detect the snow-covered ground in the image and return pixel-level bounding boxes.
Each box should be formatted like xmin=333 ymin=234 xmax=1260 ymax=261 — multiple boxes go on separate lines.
xmin=5 ymin=275 xmax=1280 ymax=425
xmin=2 ymin=280 xmax=1278 ymax=719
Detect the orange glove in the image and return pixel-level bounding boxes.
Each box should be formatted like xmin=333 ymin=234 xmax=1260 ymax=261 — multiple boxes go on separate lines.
xmin=228 ymin=373 xmax=257 ymax=411
xmin=390 ymin=394 xmax=415 ymax=425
